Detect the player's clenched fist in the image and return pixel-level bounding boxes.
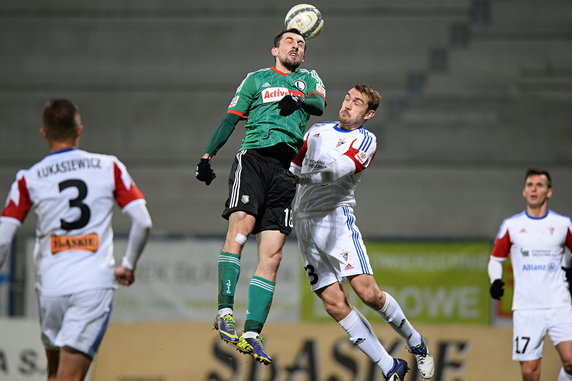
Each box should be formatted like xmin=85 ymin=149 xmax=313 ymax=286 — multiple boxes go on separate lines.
xmin=196 ymin=158 xmax=216 ymax=185
xmin=278 ymin=95 xmax=305 ymax=116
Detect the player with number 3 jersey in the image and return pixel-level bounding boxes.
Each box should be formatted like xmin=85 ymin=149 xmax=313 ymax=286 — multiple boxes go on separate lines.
xmin=2 ymin=150 xmax=143 ymax=294
xmin=0 ymin=99 xmax=152 ymax=381
xmin=290 ymin=84 xmax=434 ymax=381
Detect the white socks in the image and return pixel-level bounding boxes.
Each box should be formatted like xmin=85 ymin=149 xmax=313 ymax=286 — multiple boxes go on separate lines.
xmin=218 ymin=307 xmax=233 ymax=317
xmin=378 ymin=292 xmax=422 ymax=348
xmin=339 ymin=308 xmax=394 ymax=375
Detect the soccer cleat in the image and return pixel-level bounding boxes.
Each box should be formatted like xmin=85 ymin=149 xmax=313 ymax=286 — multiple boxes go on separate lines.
xmin=236 ymin=334 xmax=272 ymax=365
xmin=409 ymin=338 xmax=435 ymax=379
xmin=384 ymin=358 xmax=409 ymax=381
xmin=213 ymin=313 xmax=238 ymax=344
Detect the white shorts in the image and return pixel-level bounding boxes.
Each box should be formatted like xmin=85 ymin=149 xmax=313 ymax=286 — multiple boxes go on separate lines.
xmin=38 ymin=288 xmax=114 ymax=358
xmin=512 ymin=306 xmax=572 ymax=361
xmin=294 ymin=206 xmax=373 ymax=292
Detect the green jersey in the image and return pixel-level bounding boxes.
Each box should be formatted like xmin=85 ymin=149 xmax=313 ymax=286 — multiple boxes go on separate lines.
xmin=228 ymin=66 xmax=326 ymax=154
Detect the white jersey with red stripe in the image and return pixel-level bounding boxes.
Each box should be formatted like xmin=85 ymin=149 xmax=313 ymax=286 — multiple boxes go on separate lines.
xmin=1 ymin=148 xmax=145 ymax=296
xmin=490 ymin=210 xmax=572 ymax=310
xmin=291 ymin=122 xmax=377 ymax=213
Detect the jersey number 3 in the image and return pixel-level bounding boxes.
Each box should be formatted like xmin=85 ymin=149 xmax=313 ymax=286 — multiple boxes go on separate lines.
xmin=59 ymin=179 xmax=91 ymax=230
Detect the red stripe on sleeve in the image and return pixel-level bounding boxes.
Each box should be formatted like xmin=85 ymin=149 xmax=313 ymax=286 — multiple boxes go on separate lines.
xmin=113 ymin=163 xmax=144 ymax=209
xmin=1 ymin=176 xmax=32 ymax=222
xmin=491 ymin=231 xmax=511 ymax=259
xmin=343 ymin=139 xmax=366 ymax=172
xmin=565 ymin=228 xmax=572 ymax=252
xmin=292 ymin=138 xmax=308 ymax=166
xmin=308 ymin=91 xmax=326 ymax=100
xmin=227 ymin=110 xmax=247 ymax=118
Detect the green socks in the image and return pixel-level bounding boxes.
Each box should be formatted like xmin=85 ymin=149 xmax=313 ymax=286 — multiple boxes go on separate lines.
xmin=217 ymin=252 xmax=241 ymax=309
xmin=244 ymin=276 xmax=275 ymax=333
xmin=218 ymin=253 xmax=275 ymax=334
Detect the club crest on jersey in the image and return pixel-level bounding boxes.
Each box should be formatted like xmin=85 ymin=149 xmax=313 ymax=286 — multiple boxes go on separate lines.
xmin=548 ymin=226 xmax=555 ymax=235
xmin=262 ymin=87 xmax=304 ymax=103
xmin=229 ymin=96 xmax=239 ymax=108
xmin=241 ymin=195 xmax=250 ymax=204
xmin=294 ymin=80 xmax=306 ymax=92
xmin=354 ymin=150 xmax=368 ymax=164
xmin=336 ymin=138 xmax=346 ymax=147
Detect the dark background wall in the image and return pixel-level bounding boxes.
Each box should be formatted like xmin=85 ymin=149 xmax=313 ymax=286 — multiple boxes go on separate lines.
xmin=1 ymin=0 xmax=572 ymax=240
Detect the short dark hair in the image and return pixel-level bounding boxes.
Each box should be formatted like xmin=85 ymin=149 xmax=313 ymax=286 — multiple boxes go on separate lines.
xmin=42 ymin=99 xmax=81 ymax=141
xmin=525 ymin=168 xmax=552 ymax=188
xmin=273 ymin=28 xmax=305 ymax=47
xmin=353 ymin=83 xmax=382 ymax=111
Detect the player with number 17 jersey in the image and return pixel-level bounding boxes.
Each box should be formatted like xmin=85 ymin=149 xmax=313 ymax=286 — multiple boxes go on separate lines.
xmin=491 ymin=210 xmax=572 ymax=310
xmin=1 ymin=148 xmax=145 ymax=296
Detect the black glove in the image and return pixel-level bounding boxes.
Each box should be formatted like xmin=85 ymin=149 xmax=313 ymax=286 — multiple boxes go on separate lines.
xmin=563 ymin=266 xmax=572 ymax=281
xmin=195 ymin=158 xmax=216 ymax=185
xmin=284 ymin=170 xmax=300 ymax=185
xmin=278 ymin=95 xmax=304 ymax=116
xmin=489 ymin=279 xmax=505 ymax=300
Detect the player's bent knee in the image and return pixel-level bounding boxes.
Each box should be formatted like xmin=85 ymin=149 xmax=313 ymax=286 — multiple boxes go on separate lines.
xmin=355 ymin=288 xmax=383 ymax=309
xmin=520 ymin=362 xmax=540 ymax=381
xmin=323 ymin=301 xmax=351 ymax=321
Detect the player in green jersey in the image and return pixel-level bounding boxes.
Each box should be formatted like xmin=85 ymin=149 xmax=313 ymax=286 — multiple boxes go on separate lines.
xmin=195 ymin=28 xmax=326 ymax=364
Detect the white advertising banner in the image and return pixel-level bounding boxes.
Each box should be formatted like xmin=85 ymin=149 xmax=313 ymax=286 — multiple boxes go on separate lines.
xmin=0 ymin=319 xmax=46 ymax=381
xmin=25 ymin=236 xmax=302 ymax=322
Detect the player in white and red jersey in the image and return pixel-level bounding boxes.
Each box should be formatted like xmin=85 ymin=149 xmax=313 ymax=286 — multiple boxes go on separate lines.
xmin=0 ymin=99 xmax=152 ymax=381
xmin=290 ymin=84 xmax=433 ymax=381
xmin=488 ymin=168 xmax=572 ymax=381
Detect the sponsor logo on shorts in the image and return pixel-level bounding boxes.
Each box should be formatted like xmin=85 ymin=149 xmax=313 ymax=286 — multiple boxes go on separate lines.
xmin=345 ymin=263 xmax=354 ymax=270
xmin=51 ymin=233 xmax=99 ymax=254
xmin=241 ymin=195 xmax=250 ymax=204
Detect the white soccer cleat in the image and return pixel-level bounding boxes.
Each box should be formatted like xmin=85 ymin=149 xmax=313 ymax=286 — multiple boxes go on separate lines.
xmin=409 ymin=338 xmax=435 ymax=379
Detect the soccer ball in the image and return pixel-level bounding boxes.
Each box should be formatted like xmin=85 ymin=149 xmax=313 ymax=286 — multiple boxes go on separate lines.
xmin=284 ymin=4 xmax=324 ymax=40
